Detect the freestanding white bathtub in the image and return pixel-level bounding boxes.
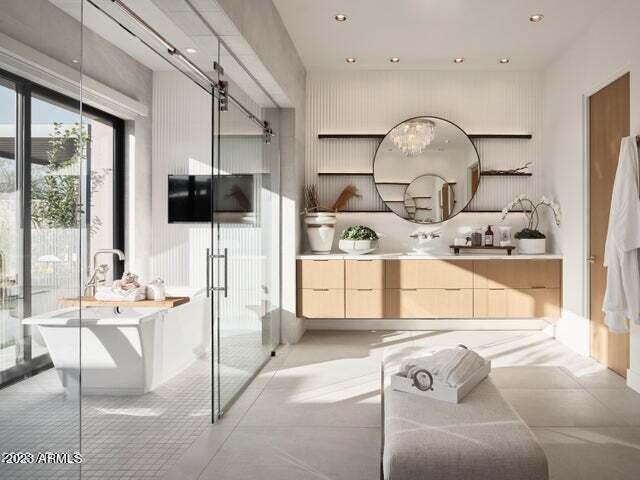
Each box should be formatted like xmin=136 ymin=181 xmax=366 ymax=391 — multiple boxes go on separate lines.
xmin=24 ymin=295 xmax=210 ymax=396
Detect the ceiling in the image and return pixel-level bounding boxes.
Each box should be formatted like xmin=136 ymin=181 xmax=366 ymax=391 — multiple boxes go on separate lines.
xmin=272 ymin=0 xmax=609 ymax=70
xmin=48 ymin=0 xmax=290 ymax=108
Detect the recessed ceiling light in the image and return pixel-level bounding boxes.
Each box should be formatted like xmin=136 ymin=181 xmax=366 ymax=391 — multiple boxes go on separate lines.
xmin=346 ymin=57 xmax=356 ymax=63
xmin=185 ymin=48 xmax=197 ymax=54
xmin=390 ymin=57 xmax=400 ymax=63
xmin=453 ymin=57 xmax=464 ymax=64
xmin=72 ymin=59 xmax=80 ymax=64
xmin=529 ymin=14 xmax=544 ymax=22
xmin=499 ymin=57 xmax=510 ymax=64
xmin=335 ymin=14 xmax=347 ymax=22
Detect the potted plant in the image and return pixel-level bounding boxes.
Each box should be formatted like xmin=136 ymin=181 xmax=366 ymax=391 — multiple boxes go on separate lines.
xmin=302 ymin=184 xmax=361 ymax=254
xmin=501 ymin=195 xmax=561 ymax=254
xmin=338 ymin=225 xmax=379 ymax=255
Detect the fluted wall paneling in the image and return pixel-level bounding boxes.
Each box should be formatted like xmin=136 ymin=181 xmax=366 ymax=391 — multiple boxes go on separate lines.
xmin=306 ymin=71 xmax=543 ymax=213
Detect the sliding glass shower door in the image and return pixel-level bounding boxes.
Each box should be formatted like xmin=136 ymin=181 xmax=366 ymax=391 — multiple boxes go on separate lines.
xmin=213 ymin=48 xmax=281 ymax=416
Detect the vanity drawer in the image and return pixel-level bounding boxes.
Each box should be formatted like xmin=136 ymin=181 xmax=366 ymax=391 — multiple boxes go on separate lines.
xmin=474 ymin=288 xmax=561 ymax=318
xmin=474 ymin=289 xmax=508 ymax=318
xmin=345 ymin=260 xmax=384 ymax=289
xmin=346 ymin=289 xmax=384 ymax=318
xmin=385 ymin=289 xmax=473 ymax=318
xmin=298 ymin=289 xmax=345 ymax=318
xmin=297 ymin=260 xmax=344 ymax=289
xmin=474 ymin=260 xmax=561 ymax=289
xmin=507 ymin=288 xmax=561 ymax=318
xmin=385 ymin=260 xmax=474 ymax=289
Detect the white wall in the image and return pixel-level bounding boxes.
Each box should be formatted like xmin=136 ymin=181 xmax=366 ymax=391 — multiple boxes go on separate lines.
xmin=215 ymin=0 xmax=307 ymax=344
xmin=306 ymin=70 xmax=546 ymax=247
xmin=150 ymin=71 xmax=281 ymax=347
xmin=542 ymin=0 xmax=640 ymax=390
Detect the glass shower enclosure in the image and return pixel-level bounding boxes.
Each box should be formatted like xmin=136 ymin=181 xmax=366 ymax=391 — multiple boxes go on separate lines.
xmin=0 ymin=0 xmax=280 ymax=478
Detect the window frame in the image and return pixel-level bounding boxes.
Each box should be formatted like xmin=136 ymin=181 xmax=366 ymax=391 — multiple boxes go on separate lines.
xmin=0 ymin=67 xmax=125 ymax=388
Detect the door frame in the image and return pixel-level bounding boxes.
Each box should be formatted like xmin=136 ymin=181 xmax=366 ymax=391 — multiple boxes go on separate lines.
xmin=582 ymin=66 xmax=631 ymax=372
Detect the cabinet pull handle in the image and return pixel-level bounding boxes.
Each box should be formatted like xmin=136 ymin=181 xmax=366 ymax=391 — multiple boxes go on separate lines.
xmin=531 ymin=286 xmax=546 ymax=289
xmin=312 ymin=260 xmax=329 ymax=262
xmin=357 ymin=289 xmax=373 ymax=291
xmin=445 ymin=288 xmax=461 ymax=291
xmin=313 ymin=288 xmax=330 ymax=291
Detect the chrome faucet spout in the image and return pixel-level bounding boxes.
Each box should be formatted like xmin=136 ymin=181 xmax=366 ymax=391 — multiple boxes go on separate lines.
xmin=86 ymin=249 xmax=126 ymax=297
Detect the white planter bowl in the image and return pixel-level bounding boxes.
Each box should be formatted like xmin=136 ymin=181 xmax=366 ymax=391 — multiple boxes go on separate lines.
xmin=518 ymin=238 xmax=546 ymax=255
xmin=304 ymin=212 xmax=336 ymax=254
xmin=338 ymin=239 xmax=378 ymax=255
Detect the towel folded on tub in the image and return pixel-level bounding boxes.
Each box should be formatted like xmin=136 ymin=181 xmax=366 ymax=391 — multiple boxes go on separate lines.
xmin=95 ymin=286 xmax=146 ymax=302
xmin=399 ymin=346 xmax=486 ymax=387
xmin=95 ymin=273 xmax=146 ymax=302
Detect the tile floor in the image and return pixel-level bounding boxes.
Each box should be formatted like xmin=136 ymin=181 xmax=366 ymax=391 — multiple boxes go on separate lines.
xmin=163 ymin=329 xmax=640 ymax=480
xmin=2 ymin=329 xmax=640 ymax=479
xmin=0 ymin=329 xmax=269 ymax=480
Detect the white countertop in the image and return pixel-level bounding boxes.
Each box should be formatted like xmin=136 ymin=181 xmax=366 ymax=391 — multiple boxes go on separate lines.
xmin=297 ymin=252 xmax=563 ymax=260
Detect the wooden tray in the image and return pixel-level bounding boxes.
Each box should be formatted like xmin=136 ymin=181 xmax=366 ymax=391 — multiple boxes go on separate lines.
xmin=62 ymin=296 xmax=190 ymax=308
xmin=450 ymin=245 xmax=516 ymax=255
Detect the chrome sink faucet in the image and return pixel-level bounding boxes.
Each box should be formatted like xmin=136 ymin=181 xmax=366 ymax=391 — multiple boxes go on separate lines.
xmin=84 ymin=249 xmax=126 ymax=297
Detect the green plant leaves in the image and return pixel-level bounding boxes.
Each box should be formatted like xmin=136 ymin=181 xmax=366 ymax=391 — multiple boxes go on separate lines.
xmin=340 ymin=225 xmax=378 ymax=241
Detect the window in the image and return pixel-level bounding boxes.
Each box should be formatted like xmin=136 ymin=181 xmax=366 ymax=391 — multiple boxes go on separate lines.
xmin=0 ymin=69 xmax=124 ymax=387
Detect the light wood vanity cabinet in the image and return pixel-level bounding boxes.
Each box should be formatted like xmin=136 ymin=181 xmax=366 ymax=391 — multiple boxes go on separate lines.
xmin=473 ymin=260 xmax=562 ymax=318
xmin=296 ymin=260 xmax=344 ymax=318
xmin=297 ymin=258 xmax=562 ymax=320
xmin=385 ymin=289 xmax=473 ymax=318
xmin=344 ymin=260 xmax=385 ymax=318
xmin=386 ymin=260 xmax=474 ymax=289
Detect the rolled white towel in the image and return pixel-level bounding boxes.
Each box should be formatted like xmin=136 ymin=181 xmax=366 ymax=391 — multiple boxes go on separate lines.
xmin=400 ymin=346 xmax=487 ymax=388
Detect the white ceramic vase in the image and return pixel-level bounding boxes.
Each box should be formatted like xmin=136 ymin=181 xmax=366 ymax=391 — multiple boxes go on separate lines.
xmin=304 ymin=212 xmax=337 ymax=253
xmin=518 ymin=238 xmax=546 ymax=255
xmin=338 ymin=239 xmax=378 ymax=255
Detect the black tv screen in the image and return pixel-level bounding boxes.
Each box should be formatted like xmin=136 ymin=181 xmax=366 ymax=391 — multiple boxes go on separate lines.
xmin=168 ymin=175 xmax=254 ymax=223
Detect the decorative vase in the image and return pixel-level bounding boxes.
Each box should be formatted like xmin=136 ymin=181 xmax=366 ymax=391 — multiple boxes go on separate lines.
xmin=518 ymin=238 xmax=546 ymax=255
xmin=304 ymin=212 xmax=336 ymax=254
xmin=338 ymin=239 xmax=378 ymax=255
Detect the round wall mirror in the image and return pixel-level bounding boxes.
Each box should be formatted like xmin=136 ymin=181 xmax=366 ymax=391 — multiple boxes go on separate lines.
xmin=403 ymin=174 xmax=454 ymax=224
xmin=373 ymin=116 xmax=480 ymax=223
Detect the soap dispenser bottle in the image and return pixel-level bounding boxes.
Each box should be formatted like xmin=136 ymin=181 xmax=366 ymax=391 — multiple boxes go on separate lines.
xmin=484 ymin=225 xmax=494 ymax=247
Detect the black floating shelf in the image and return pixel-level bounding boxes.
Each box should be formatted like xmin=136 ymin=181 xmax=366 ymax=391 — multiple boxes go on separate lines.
xmin=318 ymin=133 xmax=385 ymax=139
xmin=469 ymin=134 xmax=532 ymax=139
xmin=415 ymin=207 xmax=433 ymax=211
xmin=482 ymin=171 xmax=533 ymax=177
xmin=376 ymin=181 xmax=410 ymax=185
xmin=339 ymin=209 xmax=391 ymax=213
xmin=462 ymin=209 xmax=532 ymax=213
xmin=317 ymin=171 xmax=373 ymax=176
xmin=318 ymin=133 xmax=532 ymax=140
xmin=408 ymin=195 xmax=432 ymax=199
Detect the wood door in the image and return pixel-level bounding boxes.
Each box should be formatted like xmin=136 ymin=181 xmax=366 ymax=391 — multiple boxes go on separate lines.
xmin=441 ymin=183 xmax=451 ymax=220
xmin=589 ymin=73 xmax=630 ymax=377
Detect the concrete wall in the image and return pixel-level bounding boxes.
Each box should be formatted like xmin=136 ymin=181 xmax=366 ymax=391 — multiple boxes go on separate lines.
xmin=542 ymin=0 xmax=640 ymax=391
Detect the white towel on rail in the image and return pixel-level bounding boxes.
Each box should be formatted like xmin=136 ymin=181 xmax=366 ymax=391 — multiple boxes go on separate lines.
xmin=602 ymin=136 xmax=640 ymax=333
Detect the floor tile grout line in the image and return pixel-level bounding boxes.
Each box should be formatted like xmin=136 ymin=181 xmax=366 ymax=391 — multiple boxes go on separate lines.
xmin=195 ymin=352 xmax=289 ymax=480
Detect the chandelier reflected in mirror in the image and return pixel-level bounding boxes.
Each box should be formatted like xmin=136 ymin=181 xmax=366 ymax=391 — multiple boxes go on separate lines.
xmin=391 ymin=118 xmax=436 ymax=156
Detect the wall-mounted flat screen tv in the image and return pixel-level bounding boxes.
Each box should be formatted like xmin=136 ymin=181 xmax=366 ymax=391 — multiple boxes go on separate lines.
xmin=168 ymin=174 xmax=254 ymax=223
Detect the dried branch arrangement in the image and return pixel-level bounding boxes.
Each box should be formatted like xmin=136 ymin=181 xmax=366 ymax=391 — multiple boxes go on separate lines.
xmin=483 ymin=161 xmax=532 ymax=175
xmin=303 ymin=184 xmax=320 ymax=212
xmin=303 ymin=183 xmax=361 ymax=213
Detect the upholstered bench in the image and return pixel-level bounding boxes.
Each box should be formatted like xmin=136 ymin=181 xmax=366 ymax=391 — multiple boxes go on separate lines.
xmin=382 ymin=347 xmax=548 ymax=480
